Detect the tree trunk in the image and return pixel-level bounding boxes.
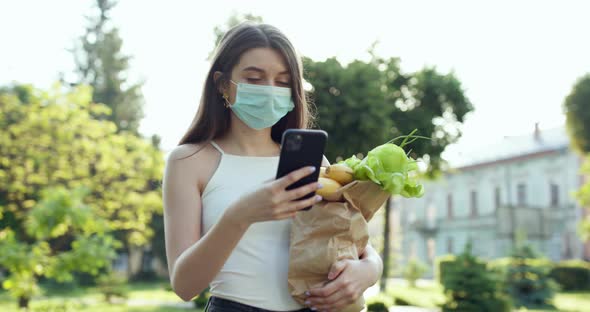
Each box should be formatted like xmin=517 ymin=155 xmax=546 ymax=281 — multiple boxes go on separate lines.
xmin=379 ymin=197 xmax=392 ymax=291
xmin=18 ymin=296 xmax=30 ymax=309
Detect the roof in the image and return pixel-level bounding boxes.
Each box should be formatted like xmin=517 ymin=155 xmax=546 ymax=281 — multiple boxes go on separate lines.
xmin=444 ymin=126 xmax=571 ymax=169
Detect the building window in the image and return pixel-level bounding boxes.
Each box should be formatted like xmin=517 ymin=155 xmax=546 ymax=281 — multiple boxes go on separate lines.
xmin=427 ymin=238 xmax=435 ymax=262
xmin=550 ymin=183 xmax=559 ymax=207
xmin=427 ymin=203 xmax=436 ymax=228
xmin=563 ymin=232 xmax=572 ymax=259
xmin=470 ymin=190 xmax=478 ymax=217
xmin=494 ymin=187 xmax=501 ymax=210
xmin=517 ymin=183 xmax=527 ymax=206
xmin=447 ymin=237 xmax=453 ymax=254
xmin=447 ymin=194 xmax=453 ymax=219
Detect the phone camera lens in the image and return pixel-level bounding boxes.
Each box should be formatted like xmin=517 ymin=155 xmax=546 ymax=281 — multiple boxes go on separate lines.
xmin=286 ymin=135 xmax=303 ymax=151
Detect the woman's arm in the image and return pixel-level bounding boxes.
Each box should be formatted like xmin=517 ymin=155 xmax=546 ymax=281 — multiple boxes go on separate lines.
xmin=163 ymin=147 xmax=249 ymax=301
xmin=359 ymin=242 xmax=383 ymax=285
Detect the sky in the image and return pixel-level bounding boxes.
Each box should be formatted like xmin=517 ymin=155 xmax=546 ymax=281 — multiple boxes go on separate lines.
xmin=1 ymin=0 xmax=589 ymax=165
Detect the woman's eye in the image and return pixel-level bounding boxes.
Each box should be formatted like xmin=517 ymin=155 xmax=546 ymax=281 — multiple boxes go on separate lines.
xmin=277 ymin=81 xmax=290 ymax=86
xmin=246 ymin=78 xmax=261 ymax=83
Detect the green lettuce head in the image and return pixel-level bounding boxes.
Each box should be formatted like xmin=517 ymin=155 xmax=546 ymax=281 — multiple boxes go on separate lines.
xmin=339 ymin=143 xmax=424 ymax=198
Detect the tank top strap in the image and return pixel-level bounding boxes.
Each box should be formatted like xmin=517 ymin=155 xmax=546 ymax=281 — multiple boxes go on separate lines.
xmin=210 ymin=140 xmax=225 ymax=155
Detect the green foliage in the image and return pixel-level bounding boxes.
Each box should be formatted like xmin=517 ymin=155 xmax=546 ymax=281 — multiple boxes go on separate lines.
xmin=367 ymin=301 xmax=388 ymax=312
xmin=96 ymin=271 xmax=129 ymax=303
xmin=564 ymin=73 xmax=590 ymax=154
xmin=386 ymin=283 xmax=446 ymax=308
xmin=28 ymin=300 xmax=83 ymax=312
xmin=366 ymin=293 xmax=393 ymax=312
xmin=441 ymin=242 xmax=511 ymax=312
xmin=577 ymin=156 xmax=590 ymax=241
xmin=394 ymin=297 xmax=411 ymax=306
xmin=148 ymin=213 xmax=167 ymax=268
xmin=500 ymin=245 xmax=558 ymax=310
xmin=403 ymin=259 xmax=428 ymax=288
xmin=0 ymin=83 xmax=163 ymax=307
xmin=193 ymin=286 xmax=211 ymax=309
xmin=564 ymin=74 xmax=590 ymax=242
xmin=550 ymin=260 xmax=590 ymax=291
xmin=73 ymin=0 xmax=144 ymax=134
xmin=0 ymin=186 xmax=120 ymax=307
xmin=436 ymin=254 xmax=457 ymax=286
xmin=0 ymin=83 xmax=164 ymax=247
xmin=304 ymin=55 xmax=473 ymax=177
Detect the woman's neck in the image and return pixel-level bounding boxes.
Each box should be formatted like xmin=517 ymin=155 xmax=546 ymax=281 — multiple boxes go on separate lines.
xmin=218 ymin=115 xmax=280 ymax=156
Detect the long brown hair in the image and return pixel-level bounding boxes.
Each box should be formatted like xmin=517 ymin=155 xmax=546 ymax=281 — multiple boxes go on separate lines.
xmin=178 ymin=22 xmax=316 ymax=150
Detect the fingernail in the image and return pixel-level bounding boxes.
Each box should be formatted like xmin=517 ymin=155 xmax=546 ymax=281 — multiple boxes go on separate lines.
xmin=305 ymin=300 xmax=310 ymax=305
xmin=309 ymin=166 xmax=316 ymax=173
xmin=316 ymin=195 xmax=322 ymax=202
xmin=305 ymin=291 xmax=310 ymax=296
xmin=310 ymin=308 xmax=317 ymax=311
xmin=317 ymin=183 xmax=323 ymax=189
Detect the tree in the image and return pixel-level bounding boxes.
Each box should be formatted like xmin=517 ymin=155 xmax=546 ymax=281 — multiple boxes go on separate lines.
xmin=502 ymin=244 xmax=557 ymax=310
xmin=0 ymin=186 xmax=119 ymax=308
xmin=441 ymin=242 xmax=511 ymax=312
xmin=304 ymin=52 xmax=473 ymax=289
xmin=576 ymin=161 xmax=590 ymax=249
xmin=563 ymin=74 xmax=590 ymax=244
xmin=72 ymin=0 xmax=144 ymax=134
xmin=0 ymin=84 xmax=164 ymax=279
xmin=564 ymin=74 xmax=590 ymax=154
xmin=305 ymin=55 xmax=472 ymax=175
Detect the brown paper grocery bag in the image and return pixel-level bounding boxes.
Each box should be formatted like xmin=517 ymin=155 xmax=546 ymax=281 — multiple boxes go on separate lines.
xmin=288 ymin=180 xmax=390 ymax=312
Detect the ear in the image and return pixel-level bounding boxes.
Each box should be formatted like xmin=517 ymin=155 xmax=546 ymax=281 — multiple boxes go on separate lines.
xmin=213 ymin=71 xmax=228 ymax=95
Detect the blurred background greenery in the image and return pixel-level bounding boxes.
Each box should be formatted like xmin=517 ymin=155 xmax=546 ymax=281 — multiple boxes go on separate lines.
xmin=1 ymin=0 xmax=590 ymax=311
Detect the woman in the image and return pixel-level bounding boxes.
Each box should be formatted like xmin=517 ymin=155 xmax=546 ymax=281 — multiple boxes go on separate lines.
xmin=162 ymin=22 xmax=383 ymax=312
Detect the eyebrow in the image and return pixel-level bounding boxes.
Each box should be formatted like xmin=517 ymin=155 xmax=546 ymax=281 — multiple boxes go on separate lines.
xmin=242 ymin=66 xmax=290 ymax=75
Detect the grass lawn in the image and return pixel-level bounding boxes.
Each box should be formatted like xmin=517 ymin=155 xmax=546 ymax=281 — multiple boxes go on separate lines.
xmin=385 ymin=283 xmax=446 ymax=308
xmin=0 ymin=280 xmax=202 ymax=312
xmin=373 ymin=280 xmax=590 ymax=312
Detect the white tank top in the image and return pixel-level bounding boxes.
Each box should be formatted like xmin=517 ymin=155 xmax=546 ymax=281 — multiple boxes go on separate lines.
xmin=201 ymin=140 xmax=304 ymax=311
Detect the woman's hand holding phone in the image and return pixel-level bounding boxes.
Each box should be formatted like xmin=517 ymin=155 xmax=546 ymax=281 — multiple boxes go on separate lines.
xmin=225 ymin=166 xmax=323 ymax=227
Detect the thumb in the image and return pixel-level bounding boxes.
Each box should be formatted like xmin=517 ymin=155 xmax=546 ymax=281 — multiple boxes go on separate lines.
xmin=327 ymin=260 xmax=347 ymax=280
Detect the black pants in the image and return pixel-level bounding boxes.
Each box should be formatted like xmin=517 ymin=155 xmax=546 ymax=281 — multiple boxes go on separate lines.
xmin=205 ymin=296 xmax=313 ymax=312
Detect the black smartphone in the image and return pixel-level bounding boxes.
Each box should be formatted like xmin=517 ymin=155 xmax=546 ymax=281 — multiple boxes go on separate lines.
xmin=276 ymin=129 xmax=328 ymax=211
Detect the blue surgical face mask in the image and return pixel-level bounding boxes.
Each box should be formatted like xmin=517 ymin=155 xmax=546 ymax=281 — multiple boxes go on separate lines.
xmin=227 ymin=80 xmax=295 ymax=130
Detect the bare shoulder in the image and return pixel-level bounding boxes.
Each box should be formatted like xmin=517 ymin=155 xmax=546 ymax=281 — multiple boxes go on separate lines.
xmin=167 ymin=143 xmax=207 ymax=162
xmin=165 ymin=142 xmax=220 ymax=193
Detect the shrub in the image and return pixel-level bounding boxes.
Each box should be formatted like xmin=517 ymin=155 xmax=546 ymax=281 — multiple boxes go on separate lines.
xmin=367 ymin=301 xmax=388 ymax=312
xmin=501 ymin=245 xmax=558 ymax=310
xmin=130 ymin=270 xmax=159 ymax=282
xmin=394 ymin=297 xmax=411 ymax=306
xmin=96 ymin=272 xmax=129 ymax=304
xmin=435 ymin=255 xmax=456 ymax=287
xmin=441 ymin=242 xmax=511 ymax=312
xmin=403 ymin=259 xmax=428 ymax=288
xmin=549 ymin=260 xmax=590 ymax=291
xmin=366 ymin=293 xmax=393 ymax=311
